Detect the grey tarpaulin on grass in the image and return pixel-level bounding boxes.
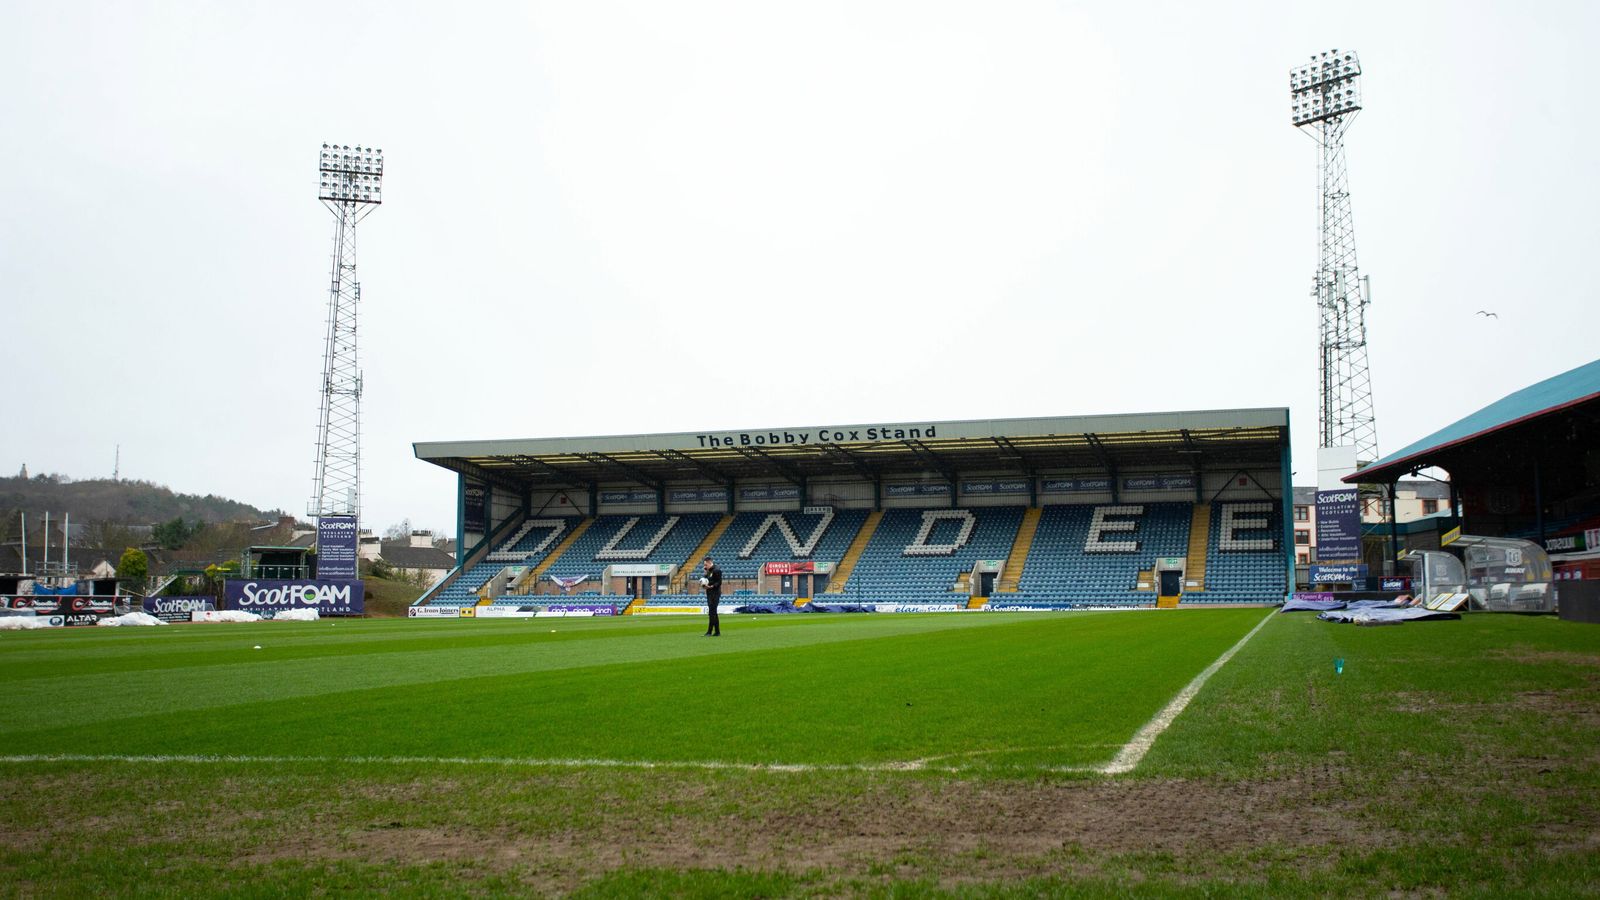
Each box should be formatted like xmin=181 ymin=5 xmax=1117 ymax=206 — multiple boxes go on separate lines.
xmin=1317 ymin=606 xmax=1461 ymax=624
xmin=803 ymin=602 xmax=874 ymax=614
xmin=1280 ymin=598 xmax=1347 ymax=613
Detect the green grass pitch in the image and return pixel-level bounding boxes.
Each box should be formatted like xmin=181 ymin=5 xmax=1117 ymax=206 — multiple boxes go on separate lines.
xmin=1 ymin=609 xmax=1597 ymax=896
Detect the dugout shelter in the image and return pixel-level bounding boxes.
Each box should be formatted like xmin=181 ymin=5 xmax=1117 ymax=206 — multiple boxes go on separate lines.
xmin=1350 ymin=357 xmax=1600 ymax=616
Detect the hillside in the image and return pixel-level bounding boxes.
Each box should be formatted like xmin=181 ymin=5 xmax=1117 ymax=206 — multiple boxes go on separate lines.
xmin=0 ymin=473 xmax=278 ymax=528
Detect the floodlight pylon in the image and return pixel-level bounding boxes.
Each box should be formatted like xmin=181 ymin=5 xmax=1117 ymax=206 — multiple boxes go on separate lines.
xmin=308 ymin=143 xmax=383 ymax=520
xmin=1291 ymin=50 xmax=1379 ymax=463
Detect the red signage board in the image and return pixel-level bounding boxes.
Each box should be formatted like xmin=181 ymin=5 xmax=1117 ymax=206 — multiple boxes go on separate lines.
xmin=764 ymin=561 xmax=815 ymax=575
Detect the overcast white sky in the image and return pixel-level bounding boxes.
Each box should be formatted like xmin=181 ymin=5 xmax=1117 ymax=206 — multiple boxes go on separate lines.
xmin=2 ymin=1 xmax=1595 ymax=534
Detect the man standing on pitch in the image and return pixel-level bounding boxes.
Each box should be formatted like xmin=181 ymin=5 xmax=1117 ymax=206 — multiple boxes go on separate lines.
xmin=699 ymin=556 xmax=722 ymax=637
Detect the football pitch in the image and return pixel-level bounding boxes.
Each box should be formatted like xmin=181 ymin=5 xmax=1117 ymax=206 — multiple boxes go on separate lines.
xmin=2 ymin=609 xmax=1597 ymax=896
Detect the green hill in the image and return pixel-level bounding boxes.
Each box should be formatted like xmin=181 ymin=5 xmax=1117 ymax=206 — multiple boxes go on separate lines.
xmin=0 ymin=473 xmax=278 ymax=530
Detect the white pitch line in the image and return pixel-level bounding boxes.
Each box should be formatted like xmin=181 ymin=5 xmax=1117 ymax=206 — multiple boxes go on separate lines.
xmin=1096 ymin=609 xmax=1276 ymax=775
xmin=0 ymin=752 xmax=964 ymax=774
xmin=0 ymin=614 xmax=1275 ymax=779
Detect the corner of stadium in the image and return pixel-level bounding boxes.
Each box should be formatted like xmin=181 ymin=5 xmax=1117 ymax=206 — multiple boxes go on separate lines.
xmin=411 ymin=406 xmax=1292 ymax=617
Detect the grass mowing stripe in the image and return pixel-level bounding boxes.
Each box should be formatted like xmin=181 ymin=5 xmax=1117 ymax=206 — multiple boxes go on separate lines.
xmin=0 ymin=614 xmax=837 ymax=675
xmin=0 ymin=612 xmax=1060 ymax=734
xmin=2 ymin=610 xmax=1264 ymax=771
xmin=1098 ymin=607 xmax=1274 ymax=774
xmin=0 ymin=752 xmax=1097 ymax=773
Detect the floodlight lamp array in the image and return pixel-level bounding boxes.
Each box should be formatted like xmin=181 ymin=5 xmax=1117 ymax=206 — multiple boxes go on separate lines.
xmin=318 ymin=143 xmax=384 ymax=204
xmin=1290 ymin=50 xmax=1361 ymax=126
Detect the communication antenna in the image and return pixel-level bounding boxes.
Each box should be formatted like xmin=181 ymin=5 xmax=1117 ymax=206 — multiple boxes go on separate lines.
xmin=1291 ymin=50 xmax=1379 ymax=463
xmin=308 ymin=144 xmax=383 ymax=520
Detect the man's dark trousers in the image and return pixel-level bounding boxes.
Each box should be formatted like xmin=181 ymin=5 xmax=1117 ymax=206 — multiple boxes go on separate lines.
xmin=706 ymin=593 xmax=720 ymax=636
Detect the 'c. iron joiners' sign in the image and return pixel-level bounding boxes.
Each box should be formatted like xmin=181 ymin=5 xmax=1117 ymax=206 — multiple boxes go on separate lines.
xmin=695 ymin=424 xmax=938 ymax=448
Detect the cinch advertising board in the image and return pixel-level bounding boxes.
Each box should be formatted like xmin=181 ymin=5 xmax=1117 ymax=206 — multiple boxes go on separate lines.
xmin=316 ymin=516 xmax=359 ymax=580
xmin=224 ymin=579 xmax=365 ymax=616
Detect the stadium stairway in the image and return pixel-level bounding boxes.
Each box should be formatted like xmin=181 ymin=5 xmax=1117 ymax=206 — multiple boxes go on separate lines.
xmin=1184 ymin=504 xmax=1211 ymax=595
xmin=526 ymin=518 xmax=595 ymax=582
xmin=622 ymin=597 xmax=647 ymax=615
xmin=670 ymin=514 xmax=735 ymax=592
xmin=966 ymin=596 xmax=987 ymax=609
xmin=824 ymin=510 xmax=883 ymax=594
xmin=995 ymin=507 xmax=1041 ymax=593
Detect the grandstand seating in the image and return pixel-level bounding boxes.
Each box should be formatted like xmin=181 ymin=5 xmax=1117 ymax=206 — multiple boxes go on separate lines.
xmin=425 ymin=500 xmax=1288 ymax=611
xmin=541 ymin=513 xmax=724 ymax=583
xmin=698 ymin=509 xmax=871 ymax=579
xmin=1003 ymin=503 xmax=1192 ymax=607
xmin=1185 ymin=501 xmax=1285 ymax=603
xmin=834 ymin=507 xmax=1023 ymax=602
xmin=429 ymin=517 xmax=583 ymax=607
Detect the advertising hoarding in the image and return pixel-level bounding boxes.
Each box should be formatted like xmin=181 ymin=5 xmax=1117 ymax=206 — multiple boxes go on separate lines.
xmin=224 ymin=579 xmax=365 ymax=616
xmin=1315 ymin=489 xmax=1362 ymax=560
xmin=142 ymin=596 xmax=216 ymax=623
xmin=463 ymin=484 xmax=487 ymax=533
xmin=316 ymin=516 xmax=359 ymax=580
xmin=1309 ymin=564 xmax=1367 ymax=584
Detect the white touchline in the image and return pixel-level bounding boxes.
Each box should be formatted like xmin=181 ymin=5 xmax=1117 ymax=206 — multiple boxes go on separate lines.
xmin=0 ymin=612 xmax=1275 ymax=778
xmin=1096 ymin=609 xmax=1276 ymax=776
xmin=0 ymin=752 xmax=979 ymax=774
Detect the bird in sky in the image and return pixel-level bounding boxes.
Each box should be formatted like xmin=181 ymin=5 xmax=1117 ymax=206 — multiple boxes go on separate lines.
xmin=1476 ymin=310 xmax=1499 ymax=318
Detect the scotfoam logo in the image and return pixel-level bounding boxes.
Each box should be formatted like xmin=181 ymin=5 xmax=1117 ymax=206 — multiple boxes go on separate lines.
xmin=237 ymin=581 xmax=352 ymax=607
xmin=152 ymin=598 xmax=210 ymax=614
xmin=1320 ymin=490 xmax=1358 ymax=503
xmin=321 ymin=520 xmax=357 ymax=530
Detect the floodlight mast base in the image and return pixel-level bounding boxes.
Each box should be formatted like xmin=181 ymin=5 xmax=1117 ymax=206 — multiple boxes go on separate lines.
xmin=309 ymin=144 xmax=383 ymax=522
xmin=1291 ymin=50 xmax=1379 ymax=465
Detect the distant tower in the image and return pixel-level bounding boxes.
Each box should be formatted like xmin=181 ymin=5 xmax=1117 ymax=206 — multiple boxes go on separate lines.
xmin=1291 ymin=50 xmax=1378 ymax=463
xmin=308 ymin=144 xmax=383 ymax=520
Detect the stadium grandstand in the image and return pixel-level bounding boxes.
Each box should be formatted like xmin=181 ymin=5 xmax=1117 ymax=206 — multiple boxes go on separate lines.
xmin=412 ymin=409 xmax=1293 ymax=613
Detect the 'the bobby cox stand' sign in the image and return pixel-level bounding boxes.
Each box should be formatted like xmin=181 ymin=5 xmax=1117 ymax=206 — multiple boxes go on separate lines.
xmin=224 ymin=579 xmax=364 ymax=616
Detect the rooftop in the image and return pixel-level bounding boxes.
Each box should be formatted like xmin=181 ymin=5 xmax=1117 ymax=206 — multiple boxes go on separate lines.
xmin=415 ymin=408 xmax=1290 ymax=491
xmin=1350 ymin=357 xmax=1600 ymax=484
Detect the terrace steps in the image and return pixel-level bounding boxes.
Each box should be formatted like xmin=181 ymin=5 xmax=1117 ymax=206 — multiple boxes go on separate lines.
xmin=1184 ymin=505 xmax=1211 ymax=592
xmin=529 ymin=518 xmax=594 ymax=578
xmin=623 ymin=597 xmax=647 ymax=615
xmin=824 ymin=510 xmax=883 ymax=594
xmin=996 ymin=507 xmax=1042 ymax=593
xmin=967 ymin=596 xmax=987 ymax=609
xmin=671 ymin=514 xmax=735 ymax=592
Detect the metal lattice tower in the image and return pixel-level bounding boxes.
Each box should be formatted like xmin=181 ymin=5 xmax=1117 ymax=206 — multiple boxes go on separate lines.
xmin=309 ymin=143 xmax=383 ymax=519
xmin=1291 ymin=50 xmax=1379 ymax=463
